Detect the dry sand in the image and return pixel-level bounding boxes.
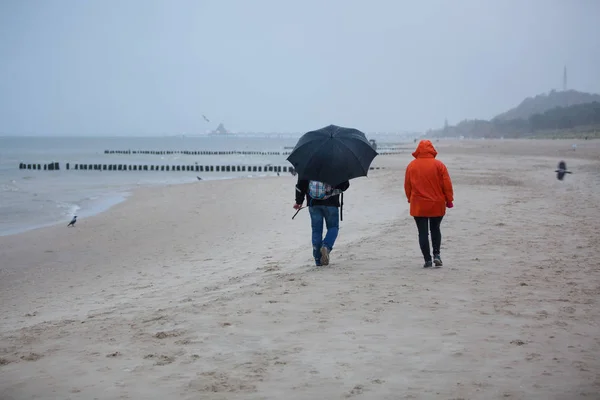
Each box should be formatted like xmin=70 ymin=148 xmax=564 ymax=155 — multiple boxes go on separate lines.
xmin=1 ymin=139 xmax=599 ymax=400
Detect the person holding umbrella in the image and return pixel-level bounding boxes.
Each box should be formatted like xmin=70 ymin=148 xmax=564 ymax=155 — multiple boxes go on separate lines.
xmin=294 ymin=178 xmax=349 ymax=266
xmin=404 ymin=139 xmax=454 ymax=268
xmin=288 ymin=124 xmax=378 ymax=267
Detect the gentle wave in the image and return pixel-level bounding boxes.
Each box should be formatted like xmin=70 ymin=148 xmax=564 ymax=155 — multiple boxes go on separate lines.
xmin=1 ymin=183 xmax=19 ymax=192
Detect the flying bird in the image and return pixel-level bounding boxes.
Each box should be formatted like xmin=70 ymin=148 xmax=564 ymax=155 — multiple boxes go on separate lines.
xmin=67 ymin=215 xmax=77 ymax=227
xmin=202 ymin=115 xmax=210 ymax=123
xmin=555 ymin=161 xmax=572 ymax=181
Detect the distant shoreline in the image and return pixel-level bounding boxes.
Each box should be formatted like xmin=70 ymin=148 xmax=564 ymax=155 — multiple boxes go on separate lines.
xmin=0 ymin=191 xmax=130 ymax=238
xmin=0 ymin=173 xmax=286 ymax=238
xmin=426 ymin=135 xmax=600 ymax=141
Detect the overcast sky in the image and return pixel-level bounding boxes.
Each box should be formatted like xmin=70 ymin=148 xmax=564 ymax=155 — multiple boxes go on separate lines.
xmin=1 ymin=0 xmax=599 ymax=135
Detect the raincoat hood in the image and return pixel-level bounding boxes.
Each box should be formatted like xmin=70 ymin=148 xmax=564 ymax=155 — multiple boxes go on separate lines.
xmin=412 ymin=139 xmax=438 ymax=159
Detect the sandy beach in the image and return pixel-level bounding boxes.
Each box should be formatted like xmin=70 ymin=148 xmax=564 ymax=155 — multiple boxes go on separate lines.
xmin=1 ymin=139 xmax=599 ymax=400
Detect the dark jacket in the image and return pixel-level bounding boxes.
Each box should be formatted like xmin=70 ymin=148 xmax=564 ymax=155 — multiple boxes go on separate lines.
xmin=295 ymin=178 xmax=350 ymax=208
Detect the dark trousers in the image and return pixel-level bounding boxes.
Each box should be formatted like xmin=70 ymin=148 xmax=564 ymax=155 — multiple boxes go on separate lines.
xmin=414 ymin=216 xmax=443 ymax=262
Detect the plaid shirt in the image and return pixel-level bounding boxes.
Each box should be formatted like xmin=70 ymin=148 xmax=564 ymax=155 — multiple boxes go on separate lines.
xmin=295 ymin=178 xmax=350 ymax=207
xmin=309 ymin=181 xmax=333 ymax=199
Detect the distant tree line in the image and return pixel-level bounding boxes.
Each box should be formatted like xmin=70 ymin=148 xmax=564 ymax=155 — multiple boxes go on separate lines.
xmin=528 ymin=101 xmax=600 ymax=131
xmin=428 ymin=101 xmax=600 ymax=138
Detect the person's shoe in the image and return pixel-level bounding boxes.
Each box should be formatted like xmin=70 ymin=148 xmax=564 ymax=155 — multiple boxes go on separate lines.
xmin=433 ymin=254 xmax=443 ymax=267
xmin=423 ymin=260 xmax=433 ymax=268
xmin=320 ymin=246 xmax=330 ymax=266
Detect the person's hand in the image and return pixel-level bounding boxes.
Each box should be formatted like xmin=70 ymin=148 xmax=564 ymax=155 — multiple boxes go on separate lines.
xmin=293 ymin=203 xmax=302 ymax=210
xmin=446 ymin=201 xmax=454 ymax=208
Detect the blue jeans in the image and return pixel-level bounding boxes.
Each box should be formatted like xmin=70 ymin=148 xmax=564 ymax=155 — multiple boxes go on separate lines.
xmin=309 ymin=205 xmax=340 ymax=265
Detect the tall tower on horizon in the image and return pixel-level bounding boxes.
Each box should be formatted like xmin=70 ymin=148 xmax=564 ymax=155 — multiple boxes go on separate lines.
xmin=563 ymin=65 xmax=567 ymax=91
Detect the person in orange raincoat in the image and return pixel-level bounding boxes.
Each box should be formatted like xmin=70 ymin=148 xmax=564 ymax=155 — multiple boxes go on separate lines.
xmin=404 ymin=139 xmax=454 ymax=268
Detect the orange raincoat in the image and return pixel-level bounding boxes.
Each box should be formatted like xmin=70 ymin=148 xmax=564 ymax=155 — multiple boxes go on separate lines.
xmin=404 ymin=140 xmax=454 ymax=217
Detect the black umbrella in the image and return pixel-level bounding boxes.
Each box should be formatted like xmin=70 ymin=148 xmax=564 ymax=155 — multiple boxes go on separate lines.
xmin=286 ymin=124 xmax=378 ymax=187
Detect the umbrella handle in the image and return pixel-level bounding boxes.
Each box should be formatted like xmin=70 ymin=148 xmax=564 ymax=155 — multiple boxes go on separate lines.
xmin=292 ymin=206 xmax=306 ymax=219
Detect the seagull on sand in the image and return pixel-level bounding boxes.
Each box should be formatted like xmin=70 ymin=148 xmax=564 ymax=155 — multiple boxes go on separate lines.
xmin=67 ymin=216 xmax=77 ymax=227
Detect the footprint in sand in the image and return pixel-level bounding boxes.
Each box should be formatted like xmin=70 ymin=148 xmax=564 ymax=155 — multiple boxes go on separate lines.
xmin=179 ymin=355 xmax=201 ymax=366
xmin=154 ymin=330 xmax=185 ymax=339
xmin=261 ymin=264 xmax=281 ymax=272
xmin=535 ymin=310 xmax=549 ymax=320
xmin=174 ymin=338 xmax=199 ymax=345
xmin=187 ymin=371 xmax=258 ymax=393
xmin=133 ymin=284 xmax=153 ymax=290
xmin=142 ymin=315 xmax=168 ymax=324
xmin=20 ymin=352 xmax=43 ymax=361
xmin=572 ymin=361 xmax=589 ymax=371
xmin=525 ymin=353 xmax=542 ymax=361
xmin=345 ymin=384 xmax=365 ymax=398
xmin=144 ymin=354 xmax=176 ymax=366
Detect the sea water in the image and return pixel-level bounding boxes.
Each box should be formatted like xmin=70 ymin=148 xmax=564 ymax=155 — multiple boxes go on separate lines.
xmin=0 ymin=135 xmax=300 ymax=236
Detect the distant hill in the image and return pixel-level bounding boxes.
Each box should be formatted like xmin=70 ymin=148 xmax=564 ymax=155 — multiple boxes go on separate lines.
xmin=493 ymin=89 xmax=600 ymax=122
xmin=427 ymin=90 xmax=600 ymax=138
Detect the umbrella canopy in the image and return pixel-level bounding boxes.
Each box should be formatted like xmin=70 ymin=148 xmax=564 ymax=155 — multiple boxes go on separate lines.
xmin=287 ymin=124 xmax=378 ymax=186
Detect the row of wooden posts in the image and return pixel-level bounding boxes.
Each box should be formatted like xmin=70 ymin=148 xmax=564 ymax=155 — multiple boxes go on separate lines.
xmin=104 ymin=150 xmax=289 ymax=155
xmin=102 ymin=149 xmax=405 ymax=156
xmin=19 ymin=162 xmax=61 ymax=170
xmin=19 ymin=162 xmax=295 ymax=173
xmin=18 ymin=162 xmax=384 ymax=173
